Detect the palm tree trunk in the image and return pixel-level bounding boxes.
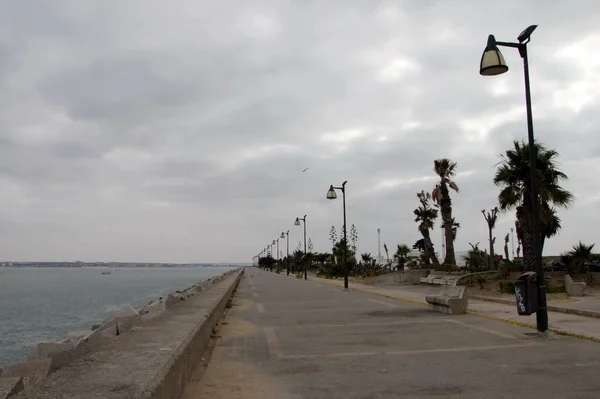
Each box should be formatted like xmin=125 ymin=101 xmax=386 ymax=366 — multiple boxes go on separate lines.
xmin=421 ymin=228 xmax=441 ymax=268
xmin=441 ymin=202 xmax=456 ymax=265
xmin=488 ymin=227 xmax=495 ymax=269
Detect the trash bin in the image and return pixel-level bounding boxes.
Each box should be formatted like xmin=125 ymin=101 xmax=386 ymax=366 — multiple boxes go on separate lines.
xmin=514 ymin=271 xmax=539 ymax=316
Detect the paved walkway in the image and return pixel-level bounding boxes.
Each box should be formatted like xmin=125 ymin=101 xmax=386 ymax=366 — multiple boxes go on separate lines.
xmin=319 ymin=278 xmax=600 ymax=341
xmin=183 ymin=268 xmax=600 ymax=398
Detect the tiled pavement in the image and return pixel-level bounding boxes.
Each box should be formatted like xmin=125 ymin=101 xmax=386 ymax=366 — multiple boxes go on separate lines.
xmin=182 ymin=268 xmax=600 ymax=399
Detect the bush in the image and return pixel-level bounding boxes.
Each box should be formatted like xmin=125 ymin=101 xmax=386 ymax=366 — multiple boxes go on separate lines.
xmin=498 ymin=280 xmax=515 ymax=294
xmin=585 ymin=273 xmax=597 ymax=286
xmin=476 ymin=276 xmax=487 ymax=289
xmin=546 ymin=281 xmax=566 ymax=294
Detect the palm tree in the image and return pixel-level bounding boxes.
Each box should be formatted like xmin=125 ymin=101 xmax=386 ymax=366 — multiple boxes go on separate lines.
xmin=432 ymin=159 xmax=459 ymax=266
xmin=482 ymin=207 xmax=499 ymax=269
xmin=394 ymin=244 xmax=411 ymax=268
xmin=494 ymin=140 xmax=573 ymax=271
xmin=414 ymin=190 xmax=440 ymax=267
xmin=540 ymin=204 xmax=562 ymax=252
xmin=451 ymin=219 xmax=460 ymax=241
xmin=561 ymin=242 xmax=595 ymax=275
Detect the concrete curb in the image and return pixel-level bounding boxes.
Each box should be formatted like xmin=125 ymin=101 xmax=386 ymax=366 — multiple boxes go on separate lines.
xmin=140 ymin=269 xmax=244 ymax=399
xmin=314 ymin=277 xmax=600 ymax=344
xmin=470 ymin=294 xmax=600 ymax=320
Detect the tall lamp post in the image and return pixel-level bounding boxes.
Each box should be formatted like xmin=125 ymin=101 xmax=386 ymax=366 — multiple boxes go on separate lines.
xmin=479 ymin=24 xmax=547 ymax=335
xmin=281 ymin=230 xmax=290 ymax=275
xmin=275 ymin=238 xmax=280 ymax=261
xmin=294 ymin=215 xmax=307 ymax=280
xmin=326 ymin=181 xmax=348 ymax=290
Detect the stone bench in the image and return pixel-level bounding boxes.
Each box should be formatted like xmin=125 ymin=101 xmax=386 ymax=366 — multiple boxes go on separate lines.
xmin=565 ymin=274 xmax=586 ymax=297
xmin=425 ymin=285 xmax=468 ymax=315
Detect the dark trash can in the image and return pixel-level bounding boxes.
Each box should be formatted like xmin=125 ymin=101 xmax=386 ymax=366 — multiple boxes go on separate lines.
xmin=514 ymin=271 xmax=539 ymax=316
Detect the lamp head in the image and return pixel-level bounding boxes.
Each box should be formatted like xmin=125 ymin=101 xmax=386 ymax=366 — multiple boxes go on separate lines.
xmin=294 ymin=217 xmax=301 ymax=226
xmin=326 ymin=185 xmax=337 ymax=200
xmin=517 ymin=25 xmax=537 ymax=43
xmin=479 ymin=35 xmax=508 ymax=76
xmin=280 ymin=232 xmax=285 ymax=238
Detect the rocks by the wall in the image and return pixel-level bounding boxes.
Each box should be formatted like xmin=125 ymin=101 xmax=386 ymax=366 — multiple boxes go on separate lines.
xmin=113 ymin=305 xmax=140 ymax=318
xmin=164 ymin=294 xmax=179 ymax=310
xmin=62 ymin=330 xmax=91 ymax=346
xmin=1 ymin=358 xmax=52 ymax=388
xmin=26 ymin=342 xmax=74 ymax=362
xmin=115 ymin=314 xmax=142 ymax=335
xmin=0 ymin=377 xmax=24 ymax=398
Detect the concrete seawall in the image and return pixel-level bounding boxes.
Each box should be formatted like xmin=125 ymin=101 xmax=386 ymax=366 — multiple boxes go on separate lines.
xmin=10 ymin=268 xmax=243 ymax=399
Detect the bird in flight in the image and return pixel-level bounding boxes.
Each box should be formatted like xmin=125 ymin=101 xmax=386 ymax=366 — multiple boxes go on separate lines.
xmin=302 ymin=168 xmax=310 ymax=172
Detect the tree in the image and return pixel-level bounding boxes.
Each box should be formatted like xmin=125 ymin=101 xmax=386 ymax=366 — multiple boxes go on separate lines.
xmin=349 ymin=224 xmax=358 ymax=253
xmin=463 ymin=242 xmax=490 ymax=271
xmin=494 ymin=140 xmax=574 ymax=271
xmin=504 ymin=233 xmax=510 ymax=261
xmin=540 ymin=204 xmax=562 ymax=252
xmin=308 ymin=238 xmax=314 ymax=253
xmin=482 ymin=207 xmax=499 ymax=268
xmin=394 ymin=244 xmax=411 ymax=266
xmin=561 ymin=242 xmax=595 ymax=275
xmin=432 ymin=159 xmax=459 ymax=266
xmin=329 ymin=226 xmax=338 ymax=248
xmin=414 ymin=190 xmax=440 ymax=267
xmin=383 ymin=243 xmax=390 ymax=265
xmin=451 ymin=219 xmax=460 ymax=241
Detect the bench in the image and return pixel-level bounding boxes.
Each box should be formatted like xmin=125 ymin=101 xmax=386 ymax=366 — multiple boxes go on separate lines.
xmin=425 ymin=285 xmax=468 ymax=315
xmin=565 ymin=274 xmax=586 ymax=297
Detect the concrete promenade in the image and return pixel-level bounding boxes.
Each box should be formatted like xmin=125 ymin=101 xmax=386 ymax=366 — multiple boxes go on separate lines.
xmin=183 ymin=268 xmax=600 ymax=398
xmin=318 ymin=278 xmax=600 ymax=342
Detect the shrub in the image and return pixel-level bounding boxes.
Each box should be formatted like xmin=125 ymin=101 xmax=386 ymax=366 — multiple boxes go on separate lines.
xmin=476 ymin=276 xmax=487 ymax=289
xmin=585 ymin=273 xmax=597 ymax=286
xmin=546 ymin=281 xmax=566 ymax=294
xmin=498 ymin=280 xmax=515 ymax=294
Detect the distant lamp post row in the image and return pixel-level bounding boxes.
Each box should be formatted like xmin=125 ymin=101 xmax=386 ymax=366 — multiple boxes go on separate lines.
xmin=294 ymin=215 xmax=307 ymax=280
xmin=281 ymin=230 xmax=290 ymax=275
xmin=326 ymin=181 xmax=349 ymax=290
xmin=479 ymin=25 xmax=548 ymax=336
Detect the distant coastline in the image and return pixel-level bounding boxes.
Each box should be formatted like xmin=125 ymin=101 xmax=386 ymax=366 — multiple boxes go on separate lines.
xmin=0 ymin=262 xmax=251 ymax=268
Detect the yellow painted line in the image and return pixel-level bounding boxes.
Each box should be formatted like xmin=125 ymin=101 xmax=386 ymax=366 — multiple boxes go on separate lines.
xmin=263 ymin=328 xmax=284 ymax=359
xmin=445 ymin=318 xmax=525 ymax=340
xmin=280 ymin=343 xmax=539 ymax=360
xmin=366 ymin=298 xmax=398 ymax=308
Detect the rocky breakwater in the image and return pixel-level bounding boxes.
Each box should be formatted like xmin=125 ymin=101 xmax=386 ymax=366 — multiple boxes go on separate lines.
xmin=0 ymin=268 xmax=241 ymax=399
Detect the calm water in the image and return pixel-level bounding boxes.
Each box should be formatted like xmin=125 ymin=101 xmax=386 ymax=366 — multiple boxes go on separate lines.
xmin=0 ymin=266 xmax=236 ymax=367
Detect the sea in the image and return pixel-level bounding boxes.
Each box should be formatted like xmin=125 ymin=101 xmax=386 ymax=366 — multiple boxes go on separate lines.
xmin=0 ymin=266 xmax=237 ymax=367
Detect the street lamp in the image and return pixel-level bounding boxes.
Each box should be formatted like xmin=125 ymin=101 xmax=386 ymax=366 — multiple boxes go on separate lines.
xmin=327 ymin=181 xmax=349 ymax=290
xmin=274 ymin=238 xmax=280 ymax=261
xmin=294 ymin=215 xmax=307 ymax=280
xmin=281 ymin=230 xmax=290 ymax=275
xmin=479 ymin=24 xmax=548 ymax=336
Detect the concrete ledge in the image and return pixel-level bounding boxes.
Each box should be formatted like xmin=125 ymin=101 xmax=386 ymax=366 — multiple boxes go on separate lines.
xmin=13 ymin=269 xmax=243 ymax=399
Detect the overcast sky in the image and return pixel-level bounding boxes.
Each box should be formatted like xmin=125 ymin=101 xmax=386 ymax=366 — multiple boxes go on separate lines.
xmin=0 ymin=1 xmax=599 ymax=263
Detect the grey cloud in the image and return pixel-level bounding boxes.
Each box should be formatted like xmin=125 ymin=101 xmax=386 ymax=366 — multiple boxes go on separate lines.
xmin=0 ymin=0 xmax=599 ymax=261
